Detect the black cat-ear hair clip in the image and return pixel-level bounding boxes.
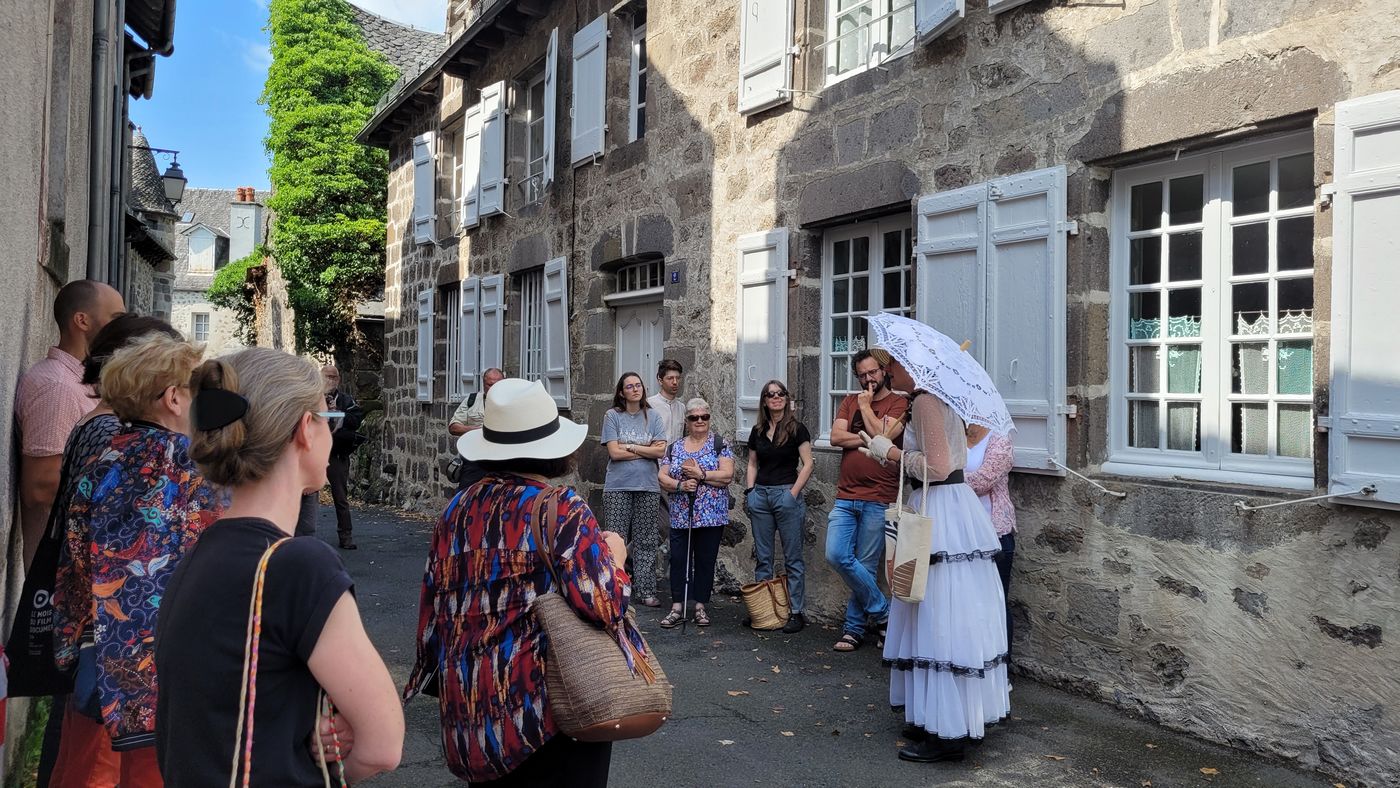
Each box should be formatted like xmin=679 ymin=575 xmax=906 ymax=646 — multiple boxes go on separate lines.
xmin=193 ymin=388 xmax=249 ymax=431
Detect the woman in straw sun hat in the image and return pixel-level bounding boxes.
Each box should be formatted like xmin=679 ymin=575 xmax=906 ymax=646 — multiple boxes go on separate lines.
xmin=406 ymin=378 xmax=644 ymax=786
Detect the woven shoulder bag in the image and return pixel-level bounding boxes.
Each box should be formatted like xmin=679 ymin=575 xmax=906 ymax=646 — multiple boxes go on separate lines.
xmin=884 ymin=448 xmax=933 ymax=604
xmin=229 ymin=537 xmax=346 ymax=788
xmin=527 ymin=488 xmax=672 ymax=742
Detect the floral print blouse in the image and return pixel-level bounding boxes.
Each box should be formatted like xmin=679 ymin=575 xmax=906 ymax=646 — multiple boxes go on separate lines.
xmin=404 ymin=476 xmax=645 ymax=783
xmin=662 ymin=436 xmax=735 ymax=529
xmin=53 ymin=421 xmax=223 ymax=749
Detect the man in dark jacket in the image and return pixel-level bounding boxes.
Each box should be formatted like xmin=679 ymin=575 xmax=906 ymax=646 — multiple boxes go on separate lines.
xmin=296 ymin=365 xmax=365 ymax=547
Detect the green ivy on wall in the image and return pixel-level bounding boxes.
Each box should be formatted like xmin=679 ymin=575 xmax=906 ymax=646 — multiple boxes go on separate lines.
xmin=261 ymin=0 xmax=398 ymax=354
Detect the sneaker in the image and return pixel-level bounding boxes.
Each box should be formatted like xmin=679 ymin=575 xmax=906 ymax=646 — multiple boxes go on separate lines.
xmin=781 ymin=613 xmax=806 ymax=634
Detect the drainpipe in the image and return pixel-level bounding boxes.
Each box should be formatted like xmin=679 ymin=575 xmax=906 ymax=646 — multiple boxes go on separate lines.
xmin=85 ymin=0 xmax=114 ymax=281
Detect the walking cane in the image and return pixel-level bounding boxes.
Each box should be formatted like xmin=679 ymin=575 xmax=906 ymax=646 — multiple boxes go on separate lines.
xmin=680 ymin=486 xmax=696 ymax=634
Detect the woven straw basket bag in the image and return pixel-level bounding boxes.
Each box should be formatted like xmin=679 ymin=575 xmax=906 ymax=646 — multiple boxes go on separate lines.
xmin=740 ymin=576 xmax=791 ymax=630
xmin=529 ymin=489 xmax=672 ymax=742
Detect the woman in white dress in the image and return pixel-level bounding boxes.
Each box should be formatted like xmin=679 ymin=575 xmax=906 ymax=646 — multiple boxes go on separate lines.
xmin=859 ymin=356 xmax=1010 ymax=763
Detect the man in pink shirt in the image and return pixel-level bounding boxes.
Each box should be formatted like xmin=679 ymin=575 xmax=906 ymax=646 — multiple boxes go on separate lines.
xmin=15 ymin=280 xmax=125 ymax=568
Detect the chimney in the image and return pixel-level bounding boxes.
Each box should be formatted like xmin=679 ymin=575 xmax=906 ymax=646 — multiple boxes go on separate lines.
xmin=229 ymin=186 xmax=264 ymax=261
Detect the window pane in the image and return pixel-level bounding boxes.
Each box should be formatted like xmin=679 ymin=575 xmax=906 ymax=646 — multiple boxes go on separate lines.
xmin=883 ymin=271 xmax=903 ymax=309
xmin=1168 ymin=232 xmax=1202 ymax=282
xmin=1277 ymin=153 xmax=1313 ymax=210
xmin=852 ymin=236 xmax=870 ymax=272
xmin=1277 ymin=277 xmax=1314 ymax=325
xmin=832 ymin=278 xmax=849 ymax=313
xmin=832 ymin=357 xmax=853 ymax=391
xmin=831 ymin=317 xmax=848 ymax=352
xmin=1232 ymin=161 xmax=1270 ymax=216
xmin=1166 ymin=345 xmax=1201 ymax=394
xmin=1277 ymin=216 xmax=1314 ymax=271
xmin=1277 ymin=340 xmax=1313 ymax=395
xmin=850 ymin=315 xmax=868 ymax=351
xmin=636 ymin=105 xmax=646 ymax=136
xmin=833 ymin=240 xmax=850 ymax=275
xmin=1277 ymin=404 xmax=1313 ymax=459
xmin=1129 ymin=346 xmax=1159 ymax=393
xmin=638 ymin=37 xmax=647 ymax=71
xmin=1131 ymin=182 xmax=1162 ymax=231
xmin=1166 ymin=403 xmax=1200 ymax=451
xmin=529 ymin=121 xmax=545 ymax=166
xmin=1129 ymin=400 xmax=1160 ymax=449
xmin=1232 ymin=282 xmax=1268 ymax=336
xmin=1169 ymin=175 xmax=1203 ymax=225
xmin=638 ymin=70 xmax=647 ymax=105
xmin=882 ymin=230 xmax=905 ymax=270
xmin=852 ymin=275 xmax=869 ymax=313
xmin=1232 ymin=403 xmax=1269 ymax=455
xmin=1130 ymin=237 xmax=1161 ymax=285
xmin=1167 ymin=288 xmax=1201 ymax=337
xmin=1129 ymin=292 xmax=1161 ymax=339
xmin=1232 ymin=342 xmax=1269 ymax=395
xmin=1231 ymin=222 xmax=1269 ymax=275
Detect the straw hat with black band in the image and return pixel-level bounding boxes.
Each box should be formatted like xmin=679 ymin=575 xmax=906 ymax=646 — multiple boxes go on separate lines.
xmin=457 ymin=378 xmax=587 ymax=462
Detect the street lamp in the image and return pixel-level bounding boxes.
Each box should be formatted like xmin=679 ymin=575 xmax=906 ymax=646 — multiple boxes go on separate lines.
xmin=130 ymin=145 xmax=188 ymax=203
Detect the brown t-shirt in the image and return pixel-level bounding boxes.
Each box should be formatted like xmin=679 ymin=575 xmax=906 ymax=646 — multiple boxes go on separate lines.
xmin=834 ymin=392 xmax=910 ymax=503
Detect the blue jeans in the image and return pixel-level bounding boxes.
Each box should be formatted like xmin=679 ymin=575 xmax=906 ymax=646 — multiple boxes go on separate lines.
xmin=824 ymin=498 xmax=889 ymax=638
xmin=747 ymin=485 xmax=807 ymax=614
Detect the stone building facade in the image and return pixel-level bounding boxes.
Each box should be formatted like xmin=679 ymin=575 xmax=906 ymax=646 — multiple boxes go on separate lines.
xmin=360 ymin=1 xmax=1400 ymax=783
xmin=171 ymin=187 xmax=271 ymax=357
xmin=1 ymin=0 xmax=178 ymax=760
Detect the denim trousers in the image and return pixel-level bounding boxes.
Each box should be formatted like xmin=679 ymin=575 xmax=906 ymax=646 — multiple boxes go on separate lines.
xmin=747 ymin=485 xmax=807 ymax=614
xmin=823 ymin=498 xmax=889 ymax=638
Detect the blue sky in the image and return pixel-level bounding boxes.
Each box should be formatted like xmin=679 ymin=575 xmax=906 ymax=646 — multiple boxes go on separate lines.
xmin=131 ymin=0 xmax=444 ymax=191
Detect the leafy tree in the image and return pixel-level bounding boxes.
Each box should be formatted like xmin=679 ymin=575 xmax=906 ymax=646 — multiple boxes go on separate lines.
xmin=260 ymin=0 xmax=398 ymax=354
xmin=207 ymin=248 xmax=264 ymax=345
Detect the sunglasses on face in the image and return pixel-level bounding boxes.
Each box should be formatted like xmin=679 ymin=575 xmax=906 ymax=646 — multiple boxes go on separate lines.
xmin=763 ymin=390 xmax=788 ymax=400
xmin=686 ymin=414 xmax=711 ymax=422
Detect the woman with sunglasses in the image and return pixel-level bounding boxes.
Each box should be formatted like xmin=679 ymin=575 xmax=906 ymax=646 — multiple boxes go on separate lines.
xmin=601 ymin=372 xmax=669 ymax=607
xmin=658 ymin=398 xmax=734 ymax=628
xmin=742 ymin=381 xmax=813 ymax=633
xmin=50 ymin=333 xmax=222 ymax=786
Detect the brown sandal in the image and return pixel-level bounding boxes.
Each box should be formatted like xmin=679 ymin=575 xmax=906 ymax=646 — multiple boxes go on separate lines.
xmin=694 ymin=607 xmax=711 ymax=627
xmin=659 ymin=610 xmax=684 ymax=629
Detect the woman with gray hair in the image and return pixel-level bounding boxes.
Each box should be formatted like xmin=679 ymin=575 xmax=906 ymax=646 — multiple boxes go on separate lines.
xmin=657 ymin=397 xmax=734 ymax=628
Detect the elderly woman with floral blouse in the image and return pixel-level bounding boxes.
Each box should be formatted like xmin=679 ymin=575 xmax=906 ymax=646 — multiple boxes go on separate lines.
xmin=658 ymin=398 xmax=735 ymax=628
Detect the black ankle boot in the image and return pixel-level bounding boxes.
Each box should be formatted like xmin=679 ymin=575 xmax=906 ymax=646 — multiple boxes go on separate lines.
xmin=900 ymin=724 xmax=927 ymax=742
xmin=898 ymin=737 xmax=966 ymax=763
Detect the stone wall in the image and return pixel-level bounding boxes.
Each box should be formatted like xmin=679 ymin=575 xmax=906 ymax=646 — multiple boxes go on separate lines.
xmin=172 ymin=290 xmax=247 ymax=357
xmin=374 ymin=0 xmax=1400 ymax=783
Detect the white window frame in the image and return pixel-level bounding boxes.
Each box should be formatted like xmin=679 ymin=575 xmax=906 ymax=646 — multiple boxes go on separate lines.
xmin=1107 ymin=132 xmax=1316 ymax=489
xmin=444 ymin=123 xmax=464 ymax=231
xmin=188 ymin=228 xmax=216 ymax=273
xmin=518 ymin=268 xmax=546 ymax=382
xmin=824 ymin=0 xmax=916 ymax=87
xmin=444 ymin=285 xmax=468 ymax=402
xmin=191 ymin=312 xmax=210 ymax=343
xmin=629 ymin=22 xmax=647 ymax=142
xmin=524 ymin=65 xmax=548 ymax=203
xmin=818 ymin=216 xmax=914 ymax=442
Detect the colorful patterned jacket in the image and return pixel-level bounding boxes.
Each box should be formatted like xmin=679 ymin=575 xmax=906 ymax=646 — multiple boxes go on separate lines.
xmin=53 ymin=422 xmax=223 ymax=750
xmin=405 ymin=476 xmax=644 ymax=783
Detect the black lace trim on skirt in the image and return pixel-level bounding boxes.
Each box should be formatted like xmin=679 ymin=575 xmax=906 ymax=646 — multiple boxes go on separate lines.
xmin=930 ymin=548 xmax=1001 ymax=564
xmin=882 ymin=652 xmax=1010 ymax=678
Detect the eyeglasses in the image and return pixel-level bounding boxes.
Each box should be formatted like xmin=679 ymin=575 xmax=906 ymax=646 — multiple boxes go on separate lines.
xmin=623 ymin=383 xmax=645 ymax=391
xmin=316 ymin=411 xmax=346 ymax=420
xmin=763 ymin=390 xmax=788 ymax=400
xmin=686 ymin=414 xmax=711 ymax=422
xmin=856 ymin=369 xmax=885 ymax=380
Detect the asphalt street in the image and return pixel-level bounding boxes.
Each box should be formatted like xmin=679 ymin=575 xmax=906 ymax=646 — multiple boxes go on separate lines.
xmin=307 ymin=503 xmax=1336 ymax=788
